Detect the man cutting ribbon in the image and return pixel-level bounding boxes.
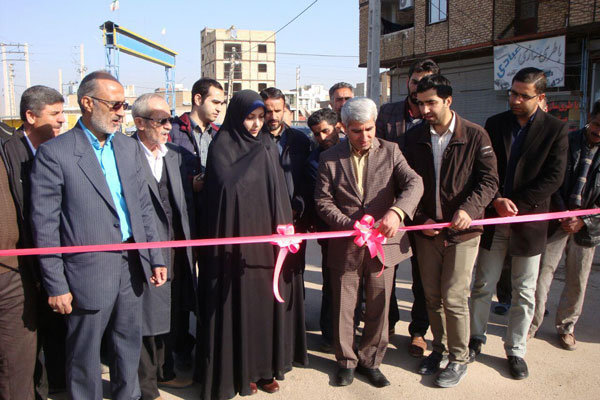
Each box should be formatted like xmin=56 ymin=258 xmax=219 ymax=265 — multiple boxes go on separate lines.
xmin=315 ymin=97 xmax=423 ymax=388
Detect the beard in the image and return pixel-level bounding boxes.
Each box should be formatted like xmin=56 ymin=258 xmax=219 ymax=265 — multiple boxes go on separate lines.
xmin=90 ymin=111 xmax=120 ymax=135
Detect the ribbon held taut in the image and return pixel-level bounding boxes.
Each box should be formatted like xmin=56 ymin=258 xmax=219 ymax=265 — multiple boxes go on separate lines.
xmin=352 ymin=215 xmax=387 ymax=277
xmin=270 ymin=224 xmax=302 ymax=303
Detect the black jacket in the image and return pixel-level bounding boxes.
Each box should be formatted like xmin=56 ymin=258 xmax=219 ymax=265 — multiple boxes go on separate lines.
xmin=405 ymin=113 xmax=498 ymax=243
xmin=550 ymin=128 xmax=600 ymax=247
xmin=480 ymin=109 xmax=569 ymax=256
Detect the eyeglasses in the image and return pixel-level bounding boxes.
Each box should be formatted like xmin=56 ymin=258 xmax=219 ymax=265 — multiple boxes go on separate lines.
xmin=90 ymin=96 xmax=129 ymax=111
xmin=507 ymin=90 xmax=537 ymax=101
xmin=139 ymin=116 xmax=172 ymax=125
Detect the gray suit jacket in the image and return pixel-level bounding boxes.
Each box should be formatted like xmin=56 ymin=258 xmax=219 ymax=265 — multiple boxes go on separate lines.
xmin=315 ymin=137 xmax=423 ymax=270
xmin=30 ymin=123 xmax=165 ymax=310
xmin=136 ymin=137 xmax=195 ymax=335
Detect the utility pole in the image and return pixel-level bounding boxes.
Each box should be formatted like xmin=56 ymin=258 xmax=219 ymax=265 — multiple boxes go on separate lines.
xmin=58 ymin=69 xmax=63 ymax=96
xmin=8 ymin=63 xmax=16 ymax=117
xmin=366 ymin=0 xmax=381 ymax=107
xmin=24 ymin=43 xmax=30 ymax=88
xmin=295 ymin=66 xmax=300 ymax=122
xmin=79 ymin=43 xmax=86 ymax=81
xmin=226 ymin=48 xmax=239 ymax=104
xmin=2 ymin=44 xmax=9 ymax=115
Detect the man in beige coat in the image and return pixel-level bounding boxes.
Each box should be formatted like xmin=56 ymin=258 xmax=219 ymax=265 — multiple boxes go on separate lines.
xmin=316 ymin=97 xmax=423 ymax=388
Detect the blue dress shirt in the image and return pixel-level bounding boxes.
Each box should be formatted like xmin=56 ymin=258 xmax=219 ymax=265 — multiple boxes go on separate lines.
xmin=79 ymin=119 xmax=133 ymax=241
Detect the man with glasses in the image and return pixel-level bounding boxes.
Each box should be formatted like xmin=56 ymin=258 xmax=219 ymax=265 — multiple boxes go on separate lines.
xmin=469 ymin=67 xmax=568 ymax=380
xmin=30 ymin=70 xmax=167 ymax=399
xmin=132 ymin=93 xmax=195 ymax=398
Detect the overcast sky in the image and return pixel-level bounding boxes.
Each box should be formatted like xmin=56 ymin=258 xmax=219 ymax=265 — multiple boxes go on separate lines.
xmin=0 ymin=0 xmax=365 ymax=110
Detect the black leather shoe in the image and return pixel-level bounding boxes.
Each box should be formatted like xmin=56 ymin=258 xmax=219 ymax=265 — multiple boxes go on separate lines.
xmin=418 ymin=351 xmax=447 ymax=375
xmin=356 ymin=365 xmax=390 ymax=388
xmin=435 ymin=362 xmax=467 ymax=388
xmin=508 ymin=356 xmax=528 ymax=380
xmin=468 ymin=338 xmax=483 ymax=363
xmin=335 ymin=367 xmax=355 ymax=386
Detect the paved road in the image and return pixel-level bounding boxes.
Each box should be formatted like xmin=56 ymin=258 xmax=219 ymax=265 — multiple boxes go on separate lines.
xmin=51 ymin=240 xmax=600 ymax=399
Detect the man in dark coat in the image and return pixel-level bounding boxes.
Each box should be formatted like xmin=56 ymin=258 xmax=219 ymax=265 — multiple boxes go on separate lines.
xmin=375 ymin=58 xmax=440 ymax=355
xmin=529 ymin=100 xmax=600 ymax=350
xmin=469 ymin=67 xmax=568 ymax=380
xmin=132 ymin=93 xmax=196 ymax=398
xmin=4 ymin=85 xmax=67 ymax=399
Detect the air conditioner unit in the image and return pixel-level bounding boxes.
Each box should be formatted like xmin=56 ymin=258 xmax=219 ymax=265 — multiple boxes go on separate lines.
xmin=399 ymin=0 xmax=414 ymax=10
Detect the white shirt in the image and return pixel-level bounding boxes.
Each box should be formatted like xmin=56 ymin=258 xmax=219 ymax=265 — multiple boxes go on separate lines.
xmin=141 ymin=142 xmax=168 ymax=182
xmin=430 ymin=112 xmax=456 ymax=220
xmin=23 ymin=133 xmax=36 ymax=156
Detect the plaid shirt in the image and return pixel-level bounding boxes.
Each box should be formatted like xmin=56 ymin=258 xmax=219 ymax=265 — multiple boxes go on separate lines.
xmin=430 ymin=112 xmax=456 ymax=220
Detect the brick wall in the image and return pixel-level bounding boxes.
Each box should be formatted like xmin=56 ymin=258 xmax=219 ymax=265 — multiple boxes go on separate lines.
xmin=359 ymin=3 xmax=368 ymax=65
xmin=448 ymin=0 xmax=493 ymax=48
xmin=568 ymin=0 xmax=597 ymax=26
xmin=538 ymin=0 xmax=568 ymax=31
xmin=493 ymin=0 xmax=515 ymax=39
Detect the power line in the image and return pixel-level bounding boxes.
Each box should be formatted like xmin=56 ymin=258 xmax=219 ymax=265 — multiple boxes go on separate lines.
xmin=278 ymin=52 xmax=358 ymax=58
xmin=240 ymin=0 xmax=319 ymax=56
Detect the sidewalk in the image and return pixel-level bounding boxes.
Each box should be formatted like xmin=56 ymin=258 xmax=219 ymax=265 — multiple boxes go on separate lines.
xmin=51 ymin=240 xmax=600 ymax=399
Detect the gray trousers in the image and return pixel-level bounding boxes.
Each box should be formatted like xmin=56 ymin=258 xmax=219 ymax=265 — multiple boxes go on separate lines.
xmin=330 ymin=249 xmax=394 ymax=369
xmin=529 ymin=230 xmax=596 ymax=335
xmin=470 ymin=225 xmax=541 ymax=358
xmin=66 ymin=251 xmax=143 ymax=400
xmin=415 ymin=234 xmax=480 ymax=364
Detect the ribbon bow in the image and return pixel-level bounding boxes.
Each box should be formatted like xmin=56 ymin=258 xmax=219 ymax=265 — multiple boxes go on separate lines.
xmin=270 ymin=224 xmax=302 ymax=303
xmin=353 ymin=215 xmax=387 ymax=277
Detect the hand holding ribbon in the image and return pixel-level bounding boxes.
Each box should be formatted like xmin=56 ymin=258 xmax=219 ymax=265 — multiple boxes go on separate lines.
xmin=270 ymin=224 xmax=302 ymax=303
xmin=353 ymin=215 xmax=387 ymax=277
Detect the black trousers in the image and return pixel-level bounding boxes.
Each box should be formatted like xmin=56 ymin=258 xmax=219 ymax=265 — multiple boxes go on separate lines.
xmin=318 ymin=240 xmax=333 ymax=342
xmin=139 ymin=335 xmax=170 ymax=400
xmin=0 ymin=269 xmax=37 ymax=400
xmin=34 ymin=289 xmax=67 ymax=400
xmin=407 ymin=232 xmax=429 ymax=337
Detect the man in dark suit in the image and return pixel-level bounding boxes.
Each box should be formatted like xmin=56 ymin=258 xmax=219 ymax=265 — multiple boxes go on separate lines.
xmin=469 ymin=67 xmax=568 ymax=380
xmin=375 ymin=58 xmax=440 ymax=355
xmin=0 ymin=129 xmax=37 ymax=400
xmin=30 ymin=71 xmax=167 ymax=400
xmin=316 ymin=97 xmax=423 ymax=388
xmin=260 ymin=87 xmax=312 ymax=274
xmin=4 ymin=85 xmax=66 ymax=399
xmin=132 ymin=93 xmax=196 ymax=399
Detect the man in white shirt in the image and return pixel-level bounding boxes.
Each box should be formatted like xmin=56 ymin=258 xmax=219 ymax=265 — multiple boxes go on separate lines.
xmin=132 ymin=93 xmax=195 ymax=398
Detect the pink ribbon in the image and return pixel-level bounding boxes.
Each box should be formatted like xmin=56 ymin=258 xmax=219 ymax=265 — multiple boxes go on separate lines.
xmin=353 ymin=215 xmax=388 ymax=277
xmin=270 ymin=224 xmax=302 ymax=303
xmin=2 ymin=208 xmax=600 ymax=302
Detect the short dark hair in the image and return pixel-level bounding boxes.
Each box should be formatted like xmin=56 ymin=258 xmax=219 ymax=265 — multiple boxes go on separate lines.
xmin=591 ymin=100 xmax=600 ymax=118
xmin=408 ymin=59 xmax=440 ymax=78
xmin=77 ymin=70 xmax=121 ymax=112
xmin=259 ymin=87 xmax=286 ymax=104
xmin=416 ymin=74 xmax=453 ymax=99
xmin=307 ymin=108 xmax=338 ymax=128
xmin=191 ymin=78 xmax=223 ymax=105
xmin=512 ymin=67 xmax=547 ymax=94
xmin=20 ymin=85 xmax=64 ymax=121
xmin=329 ymin=82 xmax=353 ymax=99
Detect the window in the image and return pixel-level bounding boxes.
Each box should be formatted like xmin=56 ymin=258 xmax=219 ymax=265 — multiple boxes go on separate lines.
xmin=233 ymin=83 xmax=242 ymax=93
xmin=258 ymin=44 xmax=267 ymax=53
xmin=224 ymin=43 xmax=240 ymax=60
xmin=516 ymin=0 xmax=538 ymax=35
xmin=258 ymin=83 xmax=267 ymax=91
xmin=258 ymin=63 xmax=267 ymax=73
xmin=224 ymin=62 xmax=242 ymax=80
xmin=428 ymin=0 xmax=447 ymax=24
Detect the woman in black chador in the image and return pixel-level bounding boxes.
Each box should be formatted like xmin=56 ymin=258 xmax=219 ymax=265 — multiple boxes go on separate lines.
xmin=195 ymin=90 xmax=308 ymax=399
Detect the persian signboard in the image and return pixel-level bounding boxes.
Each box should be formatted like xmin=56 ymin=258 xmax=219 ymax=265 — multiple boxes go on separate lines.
xmin=494 ymin=36 xmax=565 ymax=90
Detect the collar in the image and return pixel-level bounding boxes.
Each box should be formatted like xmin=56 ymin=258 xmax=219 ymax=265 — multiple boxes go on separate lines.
xmin=79 ymin=119 xmax=114 ymax=149
xmin=348 ymin=137 xmax=373 ymax=156
xmin=141 ymin=140 xmax=168 ymax=159
xmin=190 ymin=115 xmax=213 ymax=135
xmin=430 ymin=111 xmax=456 ymax=136
xmin=23 ymin=132 xmax=36 ymax=156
